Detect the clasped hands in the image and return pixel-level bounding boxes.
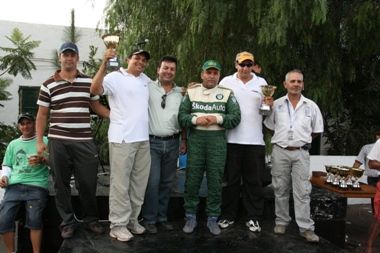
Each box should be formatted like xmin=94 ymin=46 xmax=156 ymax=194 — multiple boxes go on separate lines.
xmin=195 ymin=115 xmax=218 ymax=127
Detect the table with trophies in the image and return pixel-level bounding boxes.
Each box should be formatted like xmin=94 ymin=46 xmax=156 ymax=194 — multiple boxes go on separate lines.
xmin=311 ymin=165 xmax=376 ymax=198
xmin=308 ymin=165 xmax=376 ymax=247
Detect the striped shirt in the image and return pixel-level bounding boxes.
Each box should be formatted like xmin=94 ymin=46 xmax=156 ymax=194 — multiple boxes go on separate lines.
xmin=37 ymin=70 xmax=99 ymax=141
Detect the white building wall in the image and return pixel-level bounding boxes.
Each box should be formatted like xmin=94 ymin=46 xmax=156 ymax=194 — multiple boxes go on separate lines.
xmin=0 ymin=20 xmax=104 ymax=125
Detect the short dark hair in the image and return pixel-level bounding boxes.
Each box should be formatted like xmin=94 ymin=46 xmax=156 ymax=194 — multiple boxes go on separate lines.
xmin=158 ymin=56 xmax=177 ymax=68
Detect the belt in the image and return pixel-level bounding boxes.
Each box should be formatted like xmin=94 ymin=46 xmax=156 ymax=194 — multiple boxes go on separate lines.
xmin=275 ymin=144 xmax=310 ymax=151
xmin=149 ymin=134 xmax=179 ymax=140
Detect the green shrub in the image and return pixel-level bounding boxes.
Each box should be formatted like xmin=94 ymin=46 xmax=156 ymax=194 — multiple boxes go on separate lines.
xmin=0 ymin=123 xmax=19 ymax=163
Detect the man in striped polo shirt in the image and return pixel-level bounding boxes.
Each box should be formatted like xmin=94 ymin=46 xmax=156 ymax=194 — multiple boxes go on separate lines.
xmin=36 ymin=42 xmax=110 ymax=239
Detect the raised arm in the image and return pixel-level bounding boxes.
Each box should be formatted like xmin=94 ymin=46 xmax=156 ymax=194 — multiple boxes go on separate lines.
xmin=91 ymin=48 xmax=116 ymax=95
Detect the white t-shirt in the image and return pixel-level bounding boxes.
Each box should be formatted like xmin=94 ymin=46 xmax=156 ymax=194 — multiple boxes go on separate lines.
xmin=220 ymin=73 xmax=267 ymax=145
xmin=103 ymin=68 xmax=151 ymax=143
xmin=368 ymin=139 xmax=380 ymax=163
xmin=356 ymin=143 xmax=379 ymax=177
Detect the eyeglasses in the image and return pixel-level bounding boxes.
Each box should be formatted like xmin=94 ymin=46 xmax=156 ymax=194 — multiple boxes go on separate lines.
xmin=161 ymin=94 xmax=167 ymax=109
xmin=289 ymin=80 xmax=303 ymax=83
xmin=238 ymin=63 xmax=254 ymax=68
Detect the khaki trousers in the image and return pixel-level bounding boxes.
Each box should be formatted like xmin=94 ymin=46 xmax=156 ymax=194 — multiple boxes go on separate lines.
xmin=108 ymin=141 xmax=151 ymax=228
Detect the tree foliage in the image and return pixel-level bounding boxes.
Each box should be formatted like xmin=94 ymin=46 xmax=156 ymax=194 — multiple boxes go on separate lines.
xmin=102 ymin=0 xmax=380 ymax=155
xmin=0 ymin=78 xmax=12 ymax=107
xmin=0 ymin=28 xmax=40 ymax=79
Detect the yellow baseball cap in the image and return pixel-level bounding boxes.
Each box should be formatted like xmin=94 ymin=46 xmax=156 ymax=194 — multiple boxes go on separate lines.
xmin=236 ymin=51 xmax=254 ymax=63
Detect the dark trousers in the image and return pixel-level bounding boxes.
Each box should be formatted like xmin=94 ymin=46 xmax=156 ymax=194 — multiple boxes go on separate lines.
xmin=221 ymin=144 xmax=265 ymax=221
xmin=49 ymin=139 xmax=99 ymax=226
xmin=368 ymin=176 xmax=380 ymax=213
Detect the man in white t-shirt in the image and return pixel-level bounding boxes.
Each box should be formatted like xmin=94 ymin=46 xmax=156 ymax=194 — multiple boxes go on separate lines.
xmin=219 ymin=51 xmax=272 ymax=233
xmin=91 ymin=48 xmax=152 ymax=242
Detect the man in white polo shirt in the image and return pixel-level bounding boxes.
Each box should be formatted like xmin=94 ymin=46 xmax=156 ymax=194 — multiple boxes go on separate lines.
xmin=264 ymin=69 xmax=323 ymax=243
xmin=219 ymin=51 xmax=271 ymax=233
xmin=91 ymin=48 xmax=152 ymax=242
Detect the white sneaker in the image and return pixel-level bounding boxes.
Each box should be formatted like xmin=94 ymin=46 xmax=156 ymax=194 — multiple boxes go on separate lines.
xmin=218 ymin=219 xmax=234 ymax=229
xmin=300 ymin=230 xmax=319 ymax=243
xmin=109 ymin=226 xmax=133 ymax=241
xmin=274 ymin=224 xmax=287 ymax=234
xmin=246 ymin=220 xmax=261 ymax=232
xmin=127 ymin=221 xmax=146 ymax=234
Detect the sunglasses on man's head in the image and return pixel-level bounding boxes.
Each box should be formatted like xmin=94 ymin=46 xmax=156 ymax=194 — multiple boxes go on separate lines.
xmin=161 ymin=94 xmax=167 ymax=109
xmin=238 ymin=62 xmax=254 ymax=68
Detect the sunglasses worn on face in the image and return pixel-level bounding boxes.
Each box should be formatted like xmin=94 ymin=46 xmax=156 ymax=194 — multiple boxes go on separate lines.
xmin=238 ymin=63 xmax=253 ymax=68
xmin=161 ymin=94 xmax=167 ymax=109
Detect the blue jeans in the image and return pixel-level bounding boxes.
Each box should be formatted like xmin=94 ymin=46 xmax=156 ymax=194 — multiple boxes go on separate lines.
xmin=0 ymin=184 xmax=48 ymax=233
xmin=142 ymin=137 xmax=179 ymax=224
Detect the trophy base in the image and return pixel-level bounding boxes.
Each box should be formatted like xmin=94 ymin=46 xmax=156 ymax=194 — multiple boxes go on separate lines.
xmin=108 ymin=56 xmax=119 ymax=68
xmin=259 ymin=107 xmax=271 ymax=116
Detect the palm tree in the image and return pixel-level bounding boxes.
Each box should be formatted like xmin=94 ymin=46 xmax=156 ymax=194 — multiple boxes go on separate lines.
xmin=0 ymin=28 xmax=40 ymax=79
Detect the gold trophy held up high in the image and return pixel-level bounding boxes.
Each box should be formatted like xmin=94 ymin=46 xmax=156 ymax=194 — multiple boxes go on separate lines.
xmin=102 ymin=34 xmax=120 ymax=68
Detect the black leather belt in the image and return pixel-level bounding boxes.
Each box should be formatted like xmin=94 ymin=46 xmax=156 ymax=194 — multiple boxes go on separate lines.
xmin=275 ymin=144 xmax=311 ymax=151
xmin=149 ymin=134 xmax=179 ymax=140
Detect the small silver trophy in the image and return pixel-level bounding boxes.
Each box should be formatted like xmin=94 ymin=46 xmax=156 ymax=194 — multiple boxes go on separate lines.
xmin=350 ymin=167 xmax=364 ymax=189
xmin=102 ymin=34 xmax=120 ymax=67
xmin=259 ymin=85 xmax=276 ymax=115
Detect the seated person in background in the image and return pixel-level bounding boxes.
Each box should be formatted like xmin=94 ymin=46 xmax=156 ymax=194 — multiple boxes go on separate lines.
xmin=0 ymin=113 xmax=49 ymax=253
xmin=353 ymin=130 xmax=380 ymax=186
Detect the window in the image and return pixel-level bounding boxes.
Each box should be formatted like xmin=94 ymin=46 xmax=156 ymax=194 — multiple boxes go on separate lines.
xmin=18 ymin=86 xmax=40 ymax=116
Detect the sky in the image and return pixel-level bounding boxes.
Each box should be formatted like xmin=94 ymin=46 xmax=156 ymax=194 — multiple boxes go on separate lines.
xmin=0 ymin=0 xmax=108 ymax=28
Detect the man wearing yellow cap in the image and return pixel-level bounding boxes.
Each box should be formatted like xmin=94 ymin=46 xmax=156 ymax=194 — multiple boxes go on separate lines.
xmin=178 ymin=60 xmax=241 ymax=235
xmin=219 ymin=51 xmax=272 ymax=233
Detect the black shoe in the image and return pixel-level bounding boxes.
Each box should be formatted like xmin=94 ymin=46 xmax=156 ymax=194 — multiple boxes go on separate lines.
xmin=158 ymin=221 xmax=174 ymax=231
xmin=85 ymin=221 xmax=105 ymax=235
xmin=144 ymin=223 xmax=158 ymax=234
xmin=61 ymin=224 xmax=76 ymax=239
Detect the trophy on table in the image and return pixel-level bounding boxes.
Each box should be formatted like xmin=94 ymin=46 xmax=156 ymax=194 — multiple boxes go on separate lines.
xmin=259 ymin=85 xmax=276 ymax=116
xmin=102 ymin=34 xmax=120 ymax=68
xmin=349 ymin=167 xmax=365 ymax=189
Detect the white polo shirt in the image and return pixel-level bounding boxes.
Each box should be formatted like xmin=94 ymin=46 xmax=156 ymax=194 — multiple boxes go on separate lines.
xmin=220 ymin=72 xmax=267 ymax=145
xmin=368 ymin=139 xmax=380 ymax=162
xmin=103 ymin=68 xmax=151 ymax=143
xmin=264 ymin=94 xmax=324 ymax=147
